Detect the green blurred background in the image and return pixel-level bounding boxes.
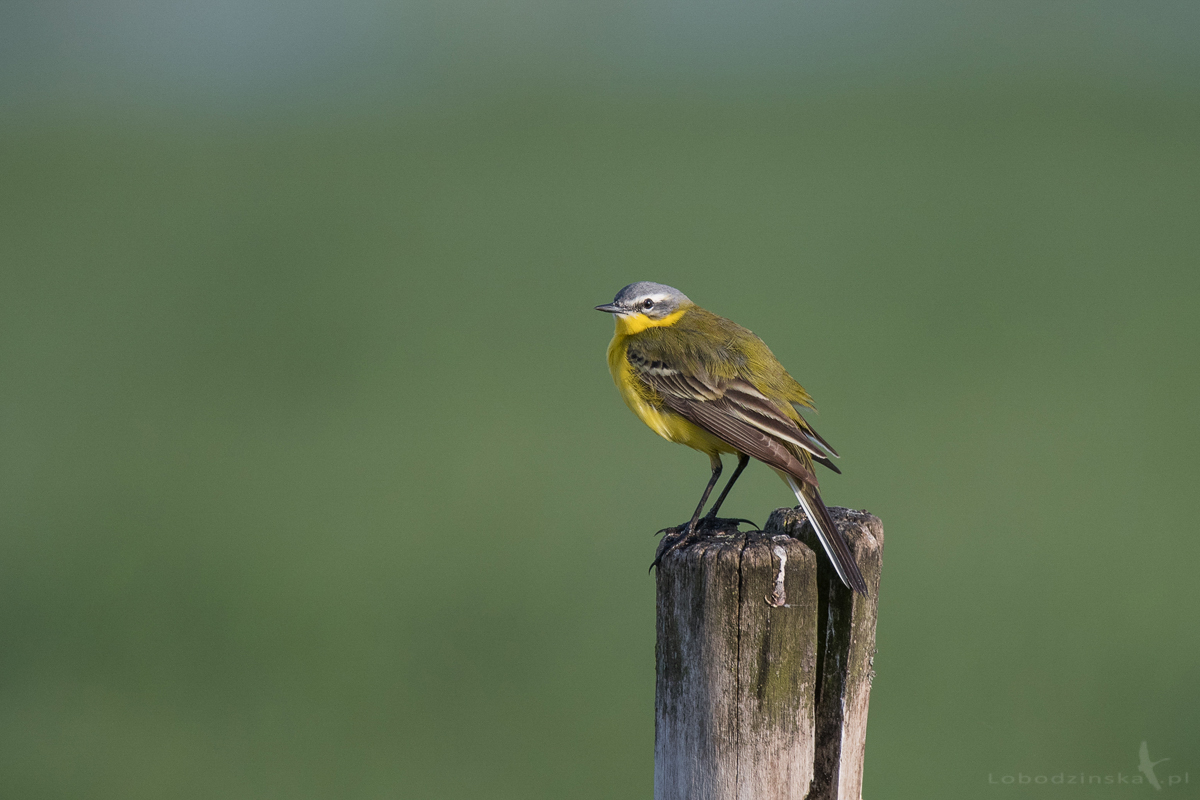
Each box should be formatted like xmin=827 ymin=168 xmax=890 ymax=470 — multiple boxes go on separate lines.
xmin=2 ymin=2 xmax=1199 ymax=798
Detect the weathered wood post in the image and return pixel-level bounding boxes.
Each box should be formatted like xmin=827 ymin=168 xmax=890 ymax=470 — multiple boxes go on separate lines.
xmin=654 ymin=507 xmax=884 ymax=800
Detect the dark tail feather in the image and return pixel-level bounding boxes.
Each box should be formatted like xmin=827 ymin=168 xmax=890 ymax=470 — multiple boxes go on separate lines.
xmin=786 ymin=477 xmax=868 ymax=596
xmin=814 ymin=455 xmax=842 ymax=474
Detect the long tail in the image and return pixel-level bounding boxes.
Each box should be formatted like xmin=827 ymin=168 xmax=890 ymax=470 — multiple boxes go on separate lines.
xmin=784 ymin=475 xmax=869 ymax=596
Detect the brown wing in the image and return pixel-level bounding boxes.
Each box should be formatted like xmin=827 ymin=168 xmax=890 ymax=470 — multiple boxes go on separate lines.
xmin=722 ymin=380 xmax=839 ymax=461
xmin=627 ymin=347 xmax=829 ymax=488
xmin=627 ymin=341 xmax=865 ymax=595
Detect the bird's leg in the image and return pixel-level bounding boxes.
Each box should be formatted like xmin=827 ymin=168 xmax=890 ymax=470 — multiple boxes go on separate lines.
xmin=704 ymin=452 xmax=749 ymax=522
xmin=651 ymin=455 xmax=722 ymax=570
xmin=685 ymin=454 xmax=723 ymax=536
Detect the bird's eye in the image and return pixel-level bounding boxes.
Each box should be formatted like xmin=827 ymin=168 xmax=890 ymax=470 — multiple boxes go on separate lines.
xmin=643 ymin=299 xmax=655 ymax=310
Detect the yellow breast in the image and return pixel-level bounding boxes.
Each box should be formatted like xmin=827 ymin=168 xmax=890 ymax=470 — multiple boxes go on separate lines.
xmin=605 ymin=317 xmax=734 ymax=456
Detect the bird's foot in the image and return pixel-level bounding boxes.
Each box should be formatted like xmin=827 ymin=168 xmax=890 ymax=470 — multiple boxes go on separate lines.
xmin=650 ymin=524 xmax=696 ymax=572
xmin=650 ymin=516 xmax=761 ymax=571
xmin=701 ymin=514 xmax=760 ymax=532
xmin=652 ymin=515 xmax=759 ymax=537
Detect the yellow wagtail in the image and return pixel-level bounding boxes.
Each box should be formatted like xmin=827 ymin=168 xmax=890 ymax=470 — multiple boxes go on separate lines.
xmin=596 ymin=281 xmax=867 ymax=595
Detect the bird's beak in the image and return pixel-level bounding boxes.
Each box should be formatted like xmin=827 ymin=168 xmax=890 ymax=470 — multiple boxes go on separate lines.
xmin=594 ymin=303 xmax=621 ymax=313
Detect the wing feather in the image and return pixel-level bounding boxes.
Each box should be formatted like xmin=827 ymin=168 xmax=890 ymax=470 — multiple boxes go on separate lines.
xmin=724 ymin=381 xmax=839 ymax=460
xmin=664 ymin=396 xmax=820 ymax=487
xmin=626 ymin=345 xmax=829 ymax=487
xmin=790 ymin=403 xmax=840 ymax=459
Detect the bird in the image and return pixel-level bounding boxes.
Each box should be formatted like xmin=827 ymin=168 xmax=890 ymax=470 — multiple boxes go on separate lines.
xmin=1138 ymin=742 xmax=1168 ymax=790
xmin=596 ymin=281 xmax=868 ymax=595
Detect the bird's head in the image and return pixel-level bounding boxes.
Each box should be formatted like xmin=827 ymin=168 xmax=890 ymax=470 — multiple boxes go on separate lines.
xmin=595 ymin=282 xmax=693 ymax=333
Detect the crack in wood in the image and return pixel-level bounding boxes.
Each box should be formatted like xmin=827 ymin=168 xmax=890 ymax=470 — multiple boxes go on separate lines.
xmin=654 ymin=508 xmax=883 ymax=800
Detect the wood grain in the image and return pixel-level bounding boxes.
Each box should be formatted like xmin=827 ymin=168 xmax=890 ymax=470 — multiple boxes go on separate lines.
xmin=769 ymin=507 xmax=884 ymax=800
xmin=654 ymin=509 xmax=883 ymax=800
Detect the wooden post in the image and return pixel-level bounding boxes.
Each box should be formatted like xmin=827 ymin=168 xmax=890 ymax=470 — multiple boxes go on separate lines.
xmin=654 ymin=507 xmax=883 ymax=800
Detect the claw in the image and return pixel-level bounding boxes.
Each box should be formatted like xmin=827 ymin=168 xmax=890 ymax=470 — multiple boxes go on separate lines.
xmin=649 ymin=517 xmax=766 ymax=571
xmin=651 ymin=522 xmax=698 ymax=572
xmin=704 ymin=516 xmax=759 ymax=530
